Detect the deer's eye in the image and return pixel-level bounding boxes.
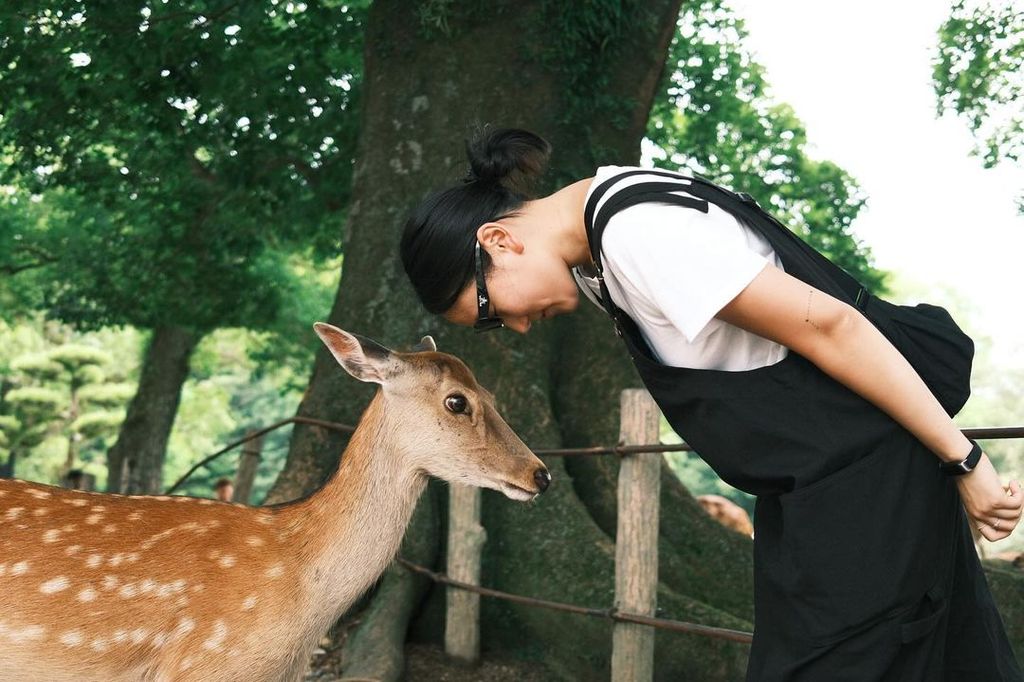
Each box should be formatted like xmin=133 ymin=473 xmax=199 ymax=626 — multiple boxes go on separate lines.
xmin=444 ymin=394 xmax=468 ymax=414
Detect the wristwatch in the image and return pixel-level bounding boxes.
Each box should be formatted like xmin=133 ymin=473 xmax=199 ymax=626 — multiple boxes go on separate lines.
xmin=938 ymin=439 xmax=983 ymax=476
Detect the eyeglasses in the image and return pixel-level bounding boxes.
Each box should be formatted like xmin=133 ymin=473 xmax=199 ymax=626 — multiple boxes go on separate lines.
xmin=474 ymin=240 xmax=504 ymax=333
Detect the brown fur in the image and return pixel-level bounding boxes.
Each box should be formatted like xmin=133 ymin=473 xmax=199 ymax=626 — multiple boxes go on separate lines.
xmin=0 ymin=330 xmax=548 ymax=681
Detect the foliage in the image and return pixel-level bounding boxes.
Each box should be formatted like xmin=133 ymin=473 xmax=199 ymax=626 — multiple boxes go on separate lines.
xmin=934 ymin=0 xmax=1024 ymax=169
xmin=0 ymin=315 xmax=308 ymax=494
xmin=0 ymin=1 xmax=367 ymax=333
xmin=0 ymin=317 xmax=132 ymax=477
xmin=162 ymin=326 xmax=307 ymax=501
xmin=533 ymin=1 xmax=656 ymax=133
xmin=646 ymin=0 xmax=888 ymax=294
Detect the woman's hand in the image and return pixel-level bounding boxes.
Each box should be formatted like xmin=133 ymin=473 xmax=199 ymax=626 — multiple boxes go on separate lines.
xmin=954 ymin=452 xmax=1023 ymax=542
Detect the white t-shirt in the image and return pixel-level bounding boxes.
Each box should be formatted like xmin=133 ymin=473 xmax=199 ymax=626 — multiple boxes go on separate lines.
xmin=572 ymin=165 xmax=790 ymax=371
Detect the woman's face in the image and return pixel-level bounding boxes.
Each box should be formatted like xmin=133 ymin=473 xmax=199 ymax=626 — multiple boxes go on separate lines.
xmin=443 ymin=222 xmax=580 ymax=334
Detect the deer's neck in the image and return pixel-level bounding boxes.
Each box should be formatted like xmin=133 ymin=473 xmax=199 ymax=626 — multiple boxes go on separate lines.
xmin=281 ymin=391 xmax=427 ymax=620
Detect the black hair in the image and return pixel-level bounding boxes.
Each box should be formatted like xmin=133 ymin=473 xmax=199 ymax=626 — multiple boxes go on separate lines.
xmin=400 ymin=125 xmax=552 ymax=315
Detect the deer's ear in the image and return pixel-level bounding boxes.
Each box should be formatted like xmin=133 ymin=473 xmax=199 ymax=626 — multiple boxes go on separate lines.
xmin=313 ymin=322 xmax=393 ymax=384
xmin=411 ymin=335 xmax=437 ymax=353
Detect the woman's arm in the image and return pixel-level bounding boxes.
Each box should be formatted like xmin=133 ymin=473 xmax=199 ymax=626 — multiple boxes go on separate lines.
xmin=715 ymin=262 xmax=1022 ymax=539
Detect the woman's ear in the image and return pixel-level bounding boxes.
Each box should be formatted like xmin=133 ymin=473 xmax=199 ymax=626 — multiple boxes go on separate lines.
xmin=477 ymin=222 xmax=525 ymax=255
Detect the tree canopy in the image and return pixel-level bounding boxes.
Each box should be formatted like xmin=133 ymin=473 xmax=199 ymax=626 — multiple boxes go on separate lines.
xmin=0 ymin=1 xmax=366 ymax=332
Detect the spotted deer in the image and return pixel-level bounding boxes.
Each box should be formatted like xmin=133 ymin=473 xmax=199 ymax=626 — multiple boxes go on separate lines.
xmin=0 ymin=323 xmax=551 ymax=681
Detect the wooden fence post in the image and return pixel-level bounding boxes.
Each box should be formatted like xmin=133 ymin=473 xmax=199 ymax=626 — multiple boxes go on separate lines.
xmin=445 ymin=482 xmax=486 ymax=663
xmin=233 ymin=431 xmax=262 ymax=505
xmin=612 ymin=388 xmax=662 ymax=681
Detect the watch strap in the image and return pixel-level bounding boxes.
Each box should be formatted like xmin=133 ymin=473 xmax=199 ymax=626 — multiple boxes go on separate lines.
xmin=938 ymin=439 xmax=983 ymax=476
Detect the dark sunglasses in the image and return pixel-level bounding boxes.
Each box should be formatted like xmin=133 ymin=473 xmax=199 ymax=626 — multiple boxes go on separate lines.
xmin=474 ymin=240 xmax=504 ymax=332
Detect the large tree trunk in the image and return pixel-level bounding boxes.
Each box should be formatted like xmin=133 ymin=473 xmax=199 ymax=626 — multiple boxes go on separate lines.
xmin=265 ymin=2 xmax=753 ymax=679
xmin=106 ymin=325 xmax=198 ymax=494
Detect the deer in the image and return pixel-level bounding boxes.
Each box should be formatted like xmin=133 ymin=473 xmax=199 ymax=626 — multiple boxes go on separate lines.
xmin=0 ymin=323 xmax=551 ymax=681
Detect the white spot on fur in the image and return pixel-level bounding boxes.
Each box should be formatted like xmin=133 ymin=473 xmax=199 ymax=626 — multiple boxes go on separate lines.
xmin=218 ymin=555 xmax=236 ymax=568
xmin=202 ymin=620 xmax=228 ymax=651
xmin=198 ymin=499 xmax=214 ymax=505
xmin=119 ymin=582 xmax=138 ymax=598
xmin=127 ymin=512 xmax=143 ymax=521
xmin=265 ymin=563 xmax=284 ymax=578
xmin=175 ymin=617 xmax=195 ymax=636
xmin=32 ymin=507 xmax=49 ymax=516
xmin=246 ymin=536 xmax=265 ymax=547
xmin=9 ymin=625 xmax=46 ymax=643
xmin=126 ymin=553 xmax=140 ymax=563
xmin=4 ymin=507 xmax=24 ymax=520
xmin=40 ymin=576 xmax=70 ymax=594
xmin=140 ymin=578 xmax=156 ymax=594
xmin=11 ymin=561 xmax=29 ymax=576
xmin=112 ymin=629 xmax=128 ymax=644
xmin=101 ymin=575 xmax=119 ymax=590
xmin=68 ymin=499 xmax=88 ymax=507
xmin=0 ymin=564 xmax=5 ymax=577
xmin=91 ymin=637 xmax=109 ymax=652
xmin=108 ymin=553 xmax=125 ymax=567
xmin=64 ymin=545 xmax=81 ymax=556
xmin=86 ymin=555 xmax=103 ymax=568
xmin=152 ymin=631 xmax=169 ymax=647
xmin=42 ymin=529 xmax=61 ymax=543
xmin=78 ymin=587 xmax=97 ymax=602
xmin=241 ymin=595 xmax=257 ymax=611
xmin=27 ymin=489 xmax=50 ymax=499
xmin=60 ymin=630 xmax=84 ymax=646
xmin=180 ymin=656 xmax=194 ymax=671
xmin=61 ymin=523 xmax=75 ymax=532
xmin=85 ymin=514 xmax=103 ymax=525
xmin=103 ymin=524 xmax=118 ymax=533
xmin=90 ymin=506 xmax=105 ymax=512
xmin=130 ymin=628 xmax=148 ymax=644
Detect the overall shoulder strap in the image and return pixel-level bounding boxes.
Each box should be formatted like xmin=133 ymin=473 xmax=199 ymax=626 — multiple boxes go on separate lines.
xmin=583 ymin=171 xmax=710 ymax=329
xmin=583 ymin=168 xmax=869 ymax=317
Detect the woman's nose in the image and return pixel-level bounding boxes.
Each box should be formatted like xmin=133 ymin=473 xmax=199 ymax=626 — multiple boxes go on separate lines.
xmin=507 ymin=316 xmax=531 ymax=334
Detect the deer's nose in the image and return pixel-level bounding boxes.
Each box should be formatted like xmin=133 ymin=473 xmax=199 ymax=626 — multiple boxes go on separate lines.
xmin=534 ymin=467 xmax=551 ymax=493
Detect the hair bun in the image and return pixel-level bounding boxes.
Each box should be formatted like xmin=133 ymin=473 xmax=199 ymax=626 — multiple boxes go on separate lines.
xmin=463 ymin=126 xmax=552 ymax=194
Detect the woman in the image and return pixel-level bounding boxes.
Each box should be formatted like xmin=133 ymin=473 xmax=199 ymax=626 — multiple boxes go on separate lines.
xmin=400 ymin=126 xmax=1024 ymax=680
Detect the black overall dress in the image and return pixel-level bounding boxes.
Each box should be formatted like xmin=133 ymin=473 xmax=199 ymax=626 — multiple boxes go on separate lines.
xmin=583 ymin=169 xmax=1023 ymax=681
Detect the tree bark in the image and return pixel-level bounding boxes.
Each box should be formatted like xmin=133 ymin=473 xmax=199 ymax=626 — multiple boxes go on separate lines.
xmin=106 ymin=325 xmax=199 ymax=494
xmin=265 ymin=1 xmax=751 ymax=679
xmin=1 ymin=450 xmax=16 ymax=479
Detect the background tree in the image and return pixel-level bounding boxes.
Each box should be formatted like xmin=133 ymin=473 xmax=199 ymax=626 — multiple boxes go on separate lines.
xmin=933 ymin=0 xmax=1024 ymax=208
xmin=0 ymin=342 xmax=132 ymax=478
xmin=41 ymin=344 xmax=114 ymax=471
xmin=0 ymin=386 xmax=61 ymax=478
xmin=0 ymin=0 xmax=367 ymax=492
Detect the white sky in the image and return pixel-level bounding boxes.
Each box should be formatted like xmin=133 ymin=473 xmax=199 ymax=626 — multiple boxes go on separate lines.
xmin=724 ymin=0 xmax=1024 ymax=368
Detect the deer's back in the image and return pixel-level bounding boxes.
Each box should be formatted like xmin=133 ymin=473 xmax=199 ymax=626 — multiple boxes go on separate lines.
xmin=0 ymin=478 xmax=310 ymax=680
